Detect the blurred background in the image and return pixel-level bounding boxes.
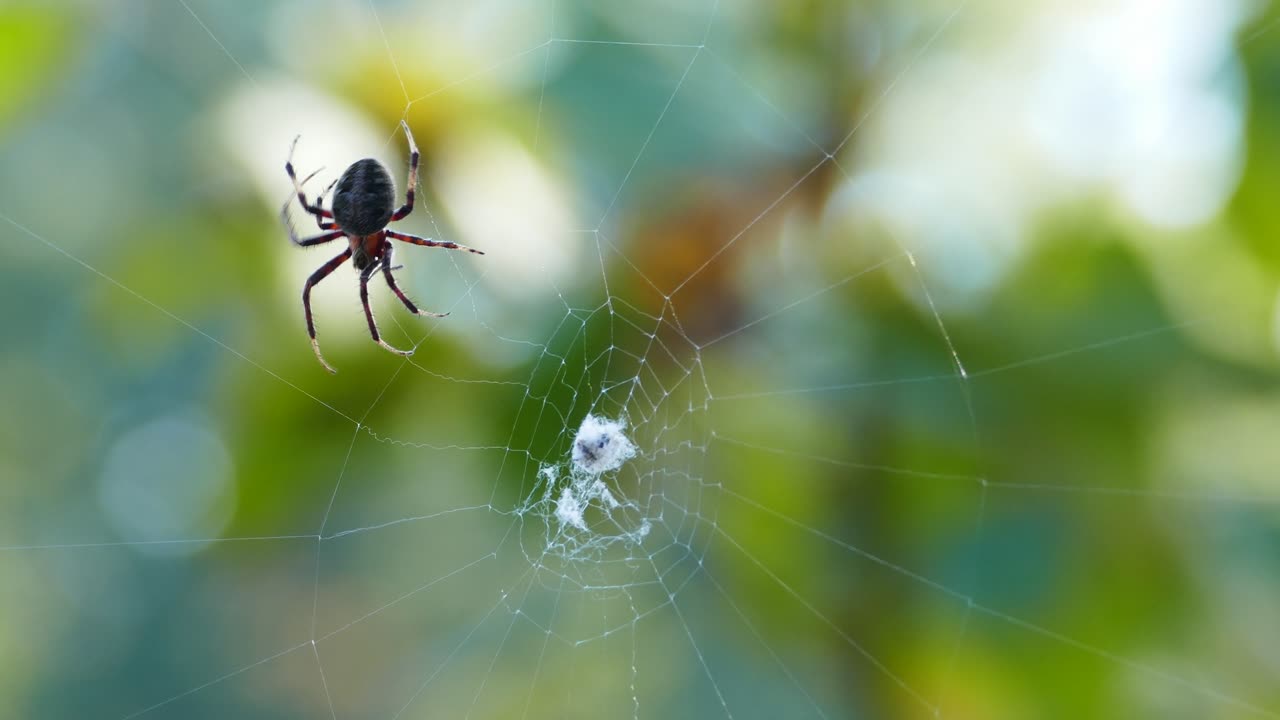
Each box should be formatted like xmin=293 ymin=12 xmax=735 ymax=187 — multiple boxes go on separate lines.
xmin=2 ymin=0 xmax=1280 ymax=718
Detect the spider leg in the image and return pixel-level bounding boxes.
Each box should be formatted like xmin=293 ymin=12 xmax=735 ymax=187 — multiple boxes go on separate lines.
xmin=295 ymin=229 xmax=342 ymax=245
xmin=386 ymin=229 xmax=484 ymax=255
xmin=285 ymin=135 xmax=334 ymax=221
xmin=381 ymin=241 xmax=448 ymax=318
xmin=290 ymin=169 xmax=340 ymax=231
xmin=313 ymin=179 xmax=340 ymax=230
xmin=281 ymin=198 xmax=344 ymax=246
xmin=360 ymin=260 xmax=415 ymax=358
xmin=390 ymin=121 xmax=419 ymax=221
xmin=302 ymin=248 xmax=352 ymax=374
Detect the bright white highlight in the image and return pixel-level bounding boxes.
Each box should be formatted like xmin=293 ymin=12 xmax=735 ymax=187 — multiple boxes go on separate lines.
xmin=570 ymin=414 xmax=637 ymax=476
xmin=554 ymin=479 xmax=624 ymax=533
xmin=555 ymin=487 xmax=586 ymax=531
xmin=528 ymin=415 xmax=650 ymax=560
xmin=434 ymin=129 xmax=578 ymax=299
xmin=833 ymin=0 xmax=1251 ymax=307
xmin=551 ymin=414 xmax=637 ymax=535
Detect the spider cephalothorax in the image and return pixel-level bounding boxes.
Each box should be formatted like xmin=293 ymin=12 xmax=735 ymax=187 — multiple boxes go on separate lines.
xmin=282 ymin=121 xmax=484 ymax=373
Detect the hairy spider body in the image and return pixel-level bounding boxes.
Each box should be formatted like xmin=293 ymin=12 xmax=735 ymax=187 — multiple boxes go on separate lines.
xmin=332 ymin=158 xmax=396 ymax=239
xmin=282 ymin=121 xmax=485 ymax=373
xmin=349 ymin=231 xmax=384 ymax=272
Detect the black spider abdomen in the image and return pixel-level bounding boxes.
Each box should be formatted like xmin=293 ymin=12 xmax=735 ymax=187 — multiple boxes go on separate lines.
xmin=332 ymin=158 xmax=396 ymax=236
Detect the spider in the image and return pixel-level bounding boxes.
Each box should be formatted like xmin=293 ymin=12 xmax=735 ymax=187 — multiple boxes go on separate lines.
xmin=282 ymin=120 xmax=483 ymax=373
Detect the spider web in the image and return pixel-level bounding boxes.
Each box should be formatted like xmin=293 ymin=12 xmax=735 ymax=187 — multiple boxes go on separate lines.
xmin=1 ymin=0 xmax=1278 ymax=718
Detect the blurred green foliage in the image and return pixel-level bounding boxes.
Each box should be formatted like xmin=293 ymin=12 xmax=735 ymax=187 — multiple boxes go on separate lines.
xmin=2 ymin=1 xmax=1280 ymax=719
